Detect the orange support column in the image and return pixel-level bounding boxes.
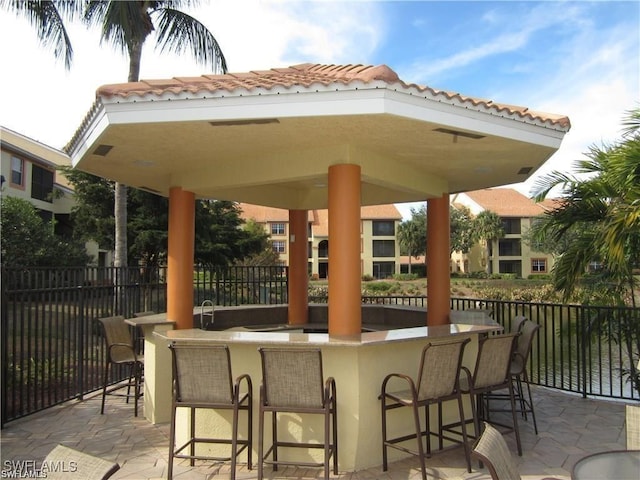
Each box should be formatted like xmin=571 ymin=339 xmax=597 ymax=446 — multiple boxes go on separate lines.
xmin=328 ymin=164 xmax=362 ymax=335
xmin=167 ymin=187 xmax=195 ymax=329
xmin=427 ymin=194 xmax=451 ymax=326
xmin=288 ymin=210 xmax=309 ymax=325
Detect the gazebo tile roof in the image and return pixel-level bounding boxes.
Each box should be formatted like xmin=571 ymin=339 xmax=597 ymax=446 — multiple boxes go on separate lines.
xmin=93 ymin=62 xmax=569 ymax=130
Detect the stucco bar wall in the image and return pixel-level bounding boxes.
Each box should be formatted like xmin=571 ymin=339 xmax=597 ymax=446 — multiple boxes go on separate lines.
xmin=147 ymin=322 xmax=500 ymax=472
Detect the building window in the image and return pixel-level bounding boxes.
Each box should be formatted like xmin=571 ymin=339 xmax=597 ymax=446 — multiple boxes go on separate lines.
xmin=31 ymin=164 xmax=54 ymax=202
xmin=318 ymin=240 xmax=329 ymax=258
xmin=498 ymin=238 xmax=521 ymax=256
xmin=499 ymin=260 xmax=522 ymax=277
xmin=272 ymin=240 xmax=286 ymax=253
xmin=531 ymin=258 xmax=547 ymax=273
xmin=372 ymin=220 xmax=395 ymax=236
xmin=501 ymin=217 xmax=521 ymax=235
xmin=11 ymin=156 xmax=23 ymax=186
xmin=270 ymin=223 xmax=285 ymax=235
xmin=373 ymin=240 xmax=395 ymax=257
xmin=373 ymin=261 xmax=395 ymax=279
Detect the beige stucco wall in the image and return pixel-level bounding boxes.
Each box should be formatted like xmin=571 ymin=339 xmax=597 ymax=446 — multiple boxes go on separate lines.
xmin=148 ymin=322 xmax=485 ymax=472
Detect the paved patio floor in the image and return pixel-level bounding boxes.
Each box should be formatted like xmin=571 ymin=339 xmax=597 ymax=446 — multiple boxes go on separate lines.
xmin=0 ymin=385 xmax=630 ymax=480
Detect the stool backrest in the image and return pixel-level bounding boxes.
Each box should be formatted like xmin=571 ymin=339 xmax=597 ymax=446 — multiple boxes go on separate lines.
xmin=170 ymin=343 xmax=233 ymax=404
xmin=472 ymin=422 xmax=521 ymax=480
xmin=473 ymin=333 xmax=519 ymax=390
xmin=98 ymin=316 xmax=134 ymax=363
xmin=416 ymin=337 xmax=470 ymax=400
xmin=512 ymin=320 xmax=540 ymax=374
xmin=259 ymin=348 xmax=324 ymax=408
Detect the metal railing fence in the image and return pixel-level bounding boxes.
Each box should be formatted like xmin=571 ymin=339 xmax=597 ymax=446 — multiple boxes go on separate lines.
xmin=1 ymin=265 xmax=287 ymax=425
xmin=2 ymin=266 xmax=638 ymax=427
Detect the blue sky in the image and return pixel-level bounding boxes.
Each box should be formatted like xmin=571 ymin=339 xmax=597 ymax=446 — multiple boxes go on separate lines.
xmin=0 ymin=1 xmax=638 ymax=216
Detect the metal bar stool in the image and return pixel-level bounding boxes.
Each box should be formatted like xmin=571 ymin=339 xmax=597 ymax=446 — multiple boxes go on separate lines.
xmin=257 ymin=347 xmax=338 ymax=480
xmin=380 ymin=337 xmax=472 ymax=480
xmin=98 ymin=316 xmax=144 ymax=417
xmin=168 ymin=343 xmax=252 ymax=480
xmin=442 ymin=332 xmax=522 ymax=456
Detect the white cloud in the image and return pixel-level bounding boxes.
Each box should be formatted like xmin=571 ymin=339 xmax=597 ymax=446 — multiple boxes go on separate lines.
xmin=0 ymin=1 xmax=384 ymax=148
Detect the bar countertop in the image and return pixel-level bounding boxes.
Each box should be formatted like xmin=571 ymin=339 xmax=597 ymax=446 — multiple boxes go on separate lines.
xmin=154 ymin=323 xmax=501 ymax=347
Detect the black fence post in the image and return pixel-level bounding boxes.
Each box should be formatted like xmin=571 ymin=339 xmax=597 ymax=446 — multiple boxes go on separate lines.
xmin=579 ymin=306 xmax=588 ymax=399
xmin=1 ymin=267 xmax=7 ymax=427
xmin=77 ymin=285 xmax=85 ymax=401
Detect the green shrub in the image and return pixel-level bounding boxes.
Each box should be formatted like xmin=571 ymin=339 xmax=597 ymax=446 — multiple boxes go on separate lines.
xmin=364 ymin=281 xmax=394 ymax=293
xmin=392 ymin=273 xmax=418 ymax=281
xmin=362 ymin=274 xmax=374 ymax=281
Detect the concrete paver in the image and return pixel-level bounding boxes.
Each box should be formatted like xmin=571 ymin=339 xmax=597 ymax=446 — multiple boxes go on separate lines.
xmin=0 ymin=386 xmax=628 ymax=480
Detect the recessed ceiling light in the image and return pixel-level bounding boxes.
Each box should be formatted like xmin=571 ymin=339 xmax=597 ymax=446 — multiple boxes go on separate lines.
xmin=433 ymin=128 xmax=485 ymax=140
xmin=133 ymin=160 xmax=155 ymax=167
xmin=209 ymin=118 xmax=280 ymax=127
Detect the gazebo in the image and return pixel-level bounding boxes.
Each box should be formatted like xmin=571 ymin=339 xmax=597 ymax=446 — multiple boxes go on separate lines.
xmin=67 ymin=62 xmax=570 ymax=335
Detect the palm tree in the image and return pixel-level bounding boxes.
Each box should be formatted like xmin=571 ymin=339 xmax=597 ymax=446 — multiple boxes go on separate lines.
xmin=82 ymin=1 xmax=227 ymax=275
xmin=531 ymin=106 xmax=640 ymax=396
xmin=397 ymin=205 xmax=427 ymax=275
xmin=472 ymin=210 xmax=504 ymax=273
xmin=531 ymin=107 xmax=640 ymax=306
xmin=1 ymin=0 xmax=82 ymax=69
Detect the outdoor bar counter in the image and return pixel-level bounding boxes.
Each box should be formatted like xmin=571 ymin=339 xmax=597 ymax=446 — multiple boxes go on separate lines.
xmin=138 ymin=308 xmax=500 ymax=472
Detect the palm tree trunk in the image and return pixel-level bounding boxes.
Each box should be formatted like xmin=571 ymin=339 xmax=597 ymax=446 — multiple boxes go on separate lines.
xmin=112 ymin=39 xmax=143 ymax=313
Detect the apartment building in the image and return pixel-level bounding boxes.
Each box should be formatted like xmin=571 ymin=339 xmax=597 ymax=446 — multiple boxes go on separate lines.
xmin=450 ymin=188 xmax=554 ymax=278
xmin=238 ymin=203 xmax=403 ymax=279
xmin=0 ymin=126 xmax=107 ymax=266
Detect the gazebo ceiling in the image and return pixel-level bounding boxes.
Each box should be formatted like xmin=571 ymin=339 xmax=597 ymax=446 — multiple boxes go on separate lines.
xmin=66 ymin=63 xmax=570 ymax=209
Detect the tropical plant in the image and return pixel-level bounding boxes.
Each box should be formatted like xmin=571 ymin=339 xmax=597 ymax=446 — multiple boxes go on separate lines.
xmin=82 ymin=0 xmax=228 ymax=271
xmin=450 ymin=205 xmax=475 ymax=254
xmin=531 ymin=107 xmax=640 ymax=306
xmin=472 ymin=210 xmax=504 ymax=272
xmin=0 ymin=196 xmax=90 ymax=267
xmin=531 ymin=106 xmax=640 ymax=395
xmin=397 ymin=204 xmax=426 ymax=274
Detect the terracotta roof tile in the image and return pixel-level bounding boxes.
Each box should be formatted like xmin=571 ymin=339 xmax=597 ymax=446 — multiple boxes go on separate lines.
xmin=238 ymin=203 xmax=401 ymax=235
xmin=94 ymin=63 xmax=569 ymax=130
xmin=463 ymin=188 xmax=544 ymax=217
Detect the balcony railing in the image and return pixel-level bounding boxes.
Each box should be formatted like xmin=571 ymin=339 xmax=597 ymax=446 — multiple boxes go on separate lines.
xmin=2 ymin=266 xmax=638 ymax=427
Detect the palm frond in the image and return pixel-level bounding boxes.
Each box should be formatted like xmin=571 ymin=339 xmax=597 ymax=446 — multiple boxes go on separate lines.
xmin=152 ymin=7 xmax=227 ymax=73
xmin=2 ymin=0 xmax=80 ymax=69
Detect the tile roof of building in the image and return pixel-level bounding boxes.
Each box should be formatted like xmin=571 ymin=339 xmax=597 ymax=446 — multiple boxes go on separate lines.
xmin=463 ymin=188 xmax=546 ymax=217
xmin=238 ymin=202 xmax=402 ymax=237
xmin=94 ymin=63 xmax=570 ymax=130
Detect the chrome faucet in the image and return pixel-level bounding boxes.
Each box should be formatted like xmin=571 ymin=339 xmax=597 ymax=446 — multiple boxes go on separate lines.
xmin=200 ymin=300 xmax=214 ymax=329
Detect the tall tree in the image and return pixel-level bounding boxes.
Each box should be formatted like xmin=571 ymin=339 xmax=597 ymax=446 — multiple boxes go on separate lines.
xmin=531 ymin=107 xmax=640 ymax=395
xmin=450 ymin=205 xmax=475 ymax=255
xmin=531 ymin=107 xmax=640 ymax=306
xmin=397 ymin=204 xmax=427 ymax=274
xmin=1 ymin=0 xmax=82 ymax=69
xmin=0 ymin=196 xmax=90 ymax=267
xmin=82 ymin=0 xmax=228 ymax=272
xmin=472 ymin=210 xmax=504 ymax=273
